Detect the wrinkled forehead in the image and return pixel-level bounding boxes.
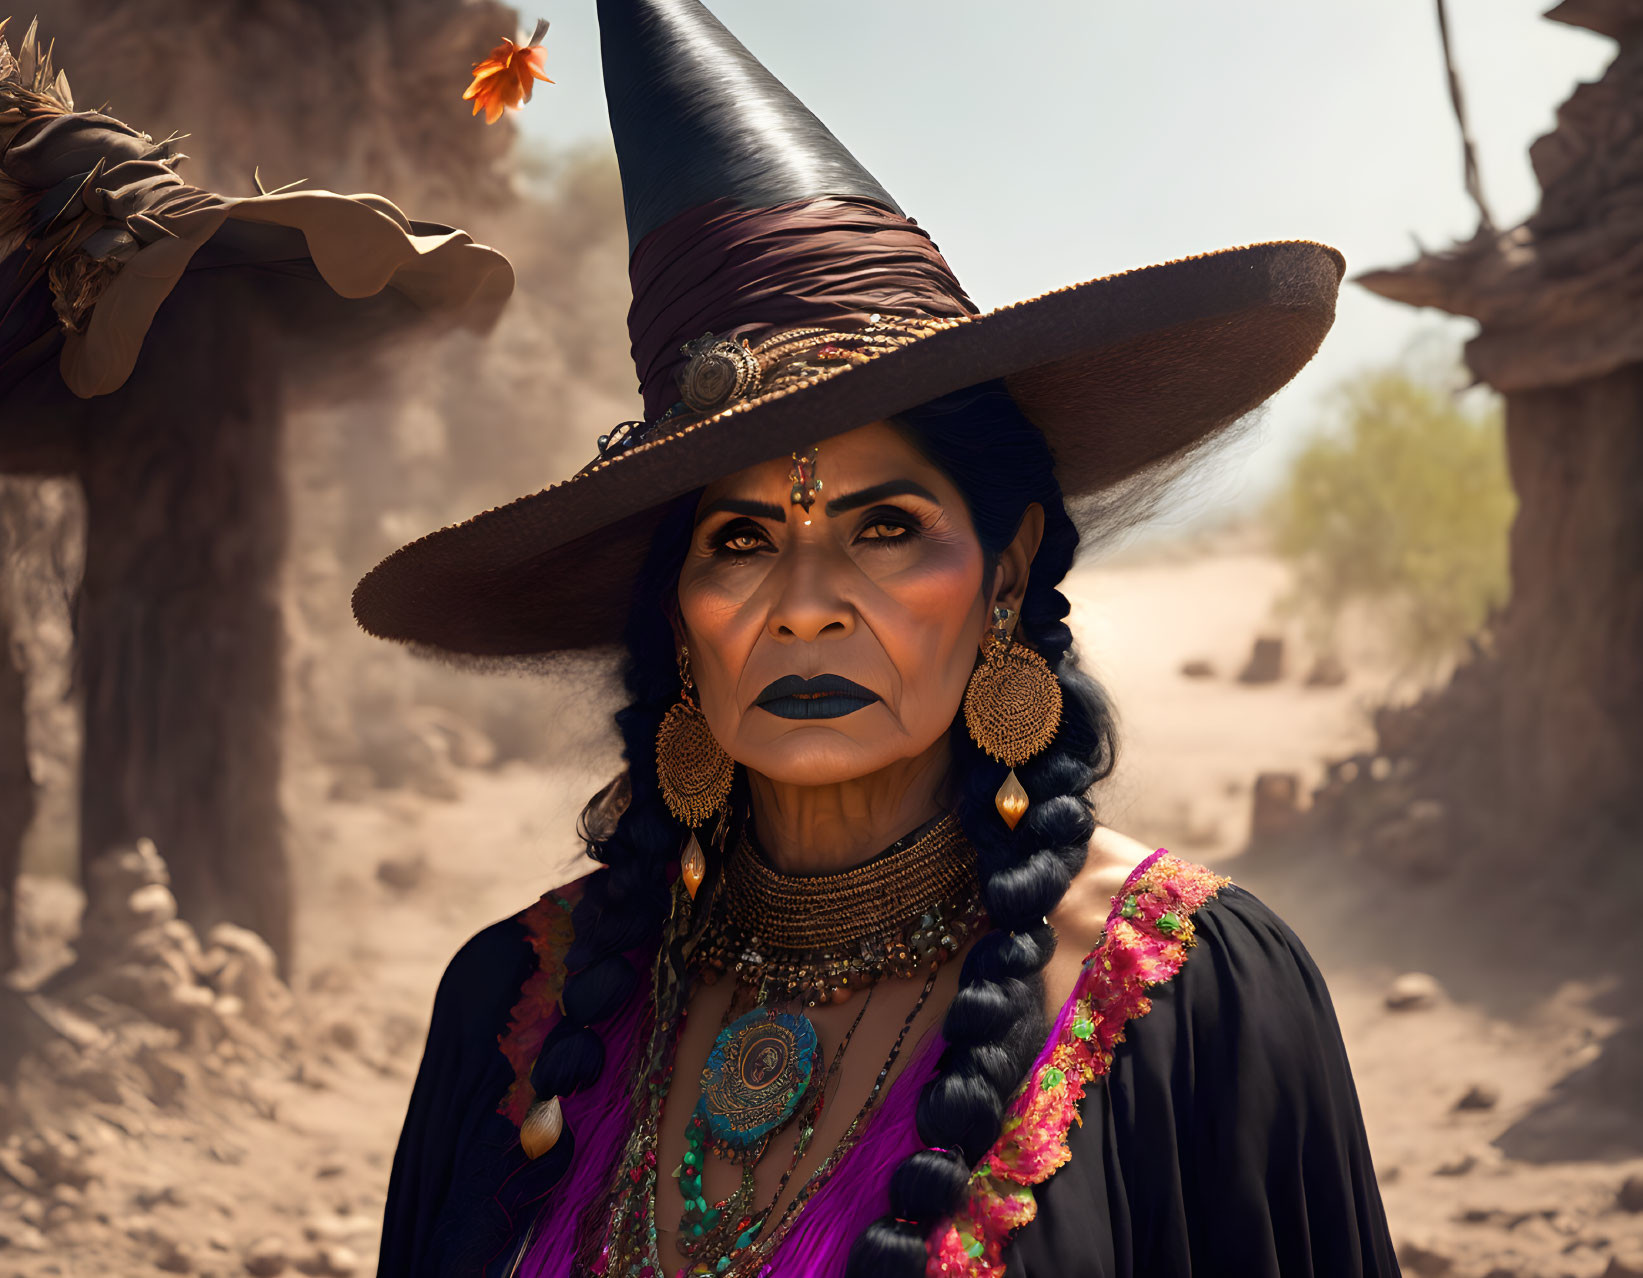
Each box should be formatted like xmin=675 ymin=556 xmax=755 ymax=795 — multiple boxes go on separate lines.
xmin=692 ymin=419 xmax=947 ymax=509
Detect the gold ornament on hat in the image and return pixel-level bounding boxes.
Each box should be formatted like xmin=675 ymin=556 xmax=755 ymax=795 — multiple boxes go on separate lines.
xmin=676 ymin=333 xmax=762 ymax=413
xmin=963 ymin=605 xmax=1062 ymax=830
xmin=656 ymin=645 xmax=734 ymax=895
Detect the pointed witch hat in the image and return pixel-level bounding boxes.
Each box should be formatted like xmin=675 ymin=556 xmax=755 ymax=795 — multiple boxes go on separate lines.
xmin=353 ymin=0 xmax=1344 ymax=660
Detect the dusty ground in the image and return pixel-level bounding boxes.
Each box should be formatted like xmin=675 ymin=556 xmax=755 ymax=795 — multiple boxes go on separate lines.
xmin=3 ymin=534 xmax=1640 ymax=1277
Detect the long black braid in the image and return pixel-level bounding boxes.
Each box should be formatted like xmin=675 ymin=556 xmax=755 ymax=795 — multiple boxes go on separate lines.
xmin=526 ymin=381 xmax=1119 ymax=1275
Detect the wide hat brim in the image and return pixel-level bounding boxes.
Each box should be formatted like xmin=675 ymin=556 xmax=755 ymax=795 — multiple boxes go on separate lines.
xmin=353 ymin=238 xmax=1344 ymax=659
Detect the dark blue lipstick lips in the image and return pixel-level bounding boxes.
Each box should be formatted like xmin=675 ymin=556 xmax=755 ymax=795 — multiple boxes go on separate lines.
xmin=754 ymin=674 xmax=880 ymax=720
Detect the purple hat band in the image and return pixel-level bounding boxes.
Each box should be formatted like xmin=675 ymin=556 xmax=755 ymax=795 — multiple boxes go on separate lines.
xmin=626 ymin=194 xmax=979 ymax=422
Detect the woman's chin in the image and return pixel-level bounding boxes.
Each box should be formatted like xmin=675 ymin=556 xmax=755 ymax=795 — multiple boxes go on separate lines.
xmin=735 ymin=713 xmax=917 ymax=787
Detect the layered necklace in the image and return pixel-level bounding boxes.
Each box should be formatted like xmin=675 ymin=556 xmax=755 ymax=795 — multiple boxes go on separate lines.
xmin=584 ymin=813 xmax=985 ymax=1278
xmin=698 ymin=813 xmax=982 ymax=1005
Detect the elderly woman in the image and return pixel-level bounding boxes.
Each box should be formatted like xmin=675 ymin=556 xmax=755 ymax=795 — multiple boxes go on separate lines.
xmin=358 ymin=3 xmax=1400 ymax=1276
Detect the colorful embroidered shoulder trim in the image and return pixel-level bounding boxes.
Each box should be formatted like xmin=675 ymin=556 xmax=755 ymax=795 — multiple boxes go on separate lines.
xmin=496 ymin=881 xmax=582 ymax=1127
xmin=927 ymin=850 xmax=1228 ymax=1276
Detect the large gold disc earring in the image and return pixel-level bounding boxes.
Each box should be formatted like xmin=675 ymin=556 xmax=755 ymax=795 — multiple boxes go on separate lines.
xmin=963 ymin=605 xmax=1063 ymax=830
xmin=656 ymin=645 xmax=733 ymax=896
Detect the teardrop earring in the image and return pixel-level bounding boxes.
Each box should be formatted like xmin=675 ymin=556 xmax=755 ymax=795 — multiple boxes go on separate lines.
xmin=962 ymin=605 xmax=1063 ymax=829
xmin=655 ymin=643 xmax=734 ymax=896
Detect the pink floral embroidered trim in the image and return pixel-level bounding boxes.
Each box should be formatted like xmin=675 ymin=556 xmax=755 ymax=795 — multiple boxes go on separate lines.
xmin=496 ymin=883 xmax=582 ymax=1127
xmin=926 ymin=850 xmax=1228 ymax=1277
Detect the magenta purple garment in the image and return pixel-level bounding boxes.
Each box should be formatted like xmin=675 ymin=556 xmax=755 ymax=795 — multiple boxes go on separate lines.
xmin=512 ymin=839 xmax=1159 ymax=1278
xmin=516 ymin=990 xmax=949 ymax=1276
xmin=525 ymin=853 xmax=1140 ymax=1274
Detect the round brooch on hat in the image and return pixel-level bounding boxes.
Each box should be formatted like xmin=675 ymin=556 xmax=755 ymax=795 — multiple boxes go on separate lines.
xmin=677 ymin=332 xmax=762 ymax=413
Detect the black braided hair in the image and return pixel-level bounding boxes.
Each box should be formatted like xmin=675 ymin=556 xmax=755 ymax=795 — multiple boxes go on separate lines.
xmin=524 ymin=514 xmax=688 ymax=1109
xmin=843 ymin=387 xmax=1117 ymax=1276
xmin=527 ymin=381 xmax=1118 ymax=1277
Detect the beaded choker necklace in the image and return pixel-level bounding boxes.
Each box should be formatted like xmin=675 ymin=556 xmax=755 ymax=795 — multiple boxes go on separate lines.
xmin=696 ymin=813 xmax=984 ymax=1006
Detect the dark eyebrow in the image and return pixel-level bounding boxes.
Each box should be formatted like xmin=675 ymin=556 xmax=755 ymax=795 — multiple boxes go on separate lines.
xmin=694 ymin=496 xmax=787 ymax=526
xmin=823 ymin=480 xmax=940 ymax=516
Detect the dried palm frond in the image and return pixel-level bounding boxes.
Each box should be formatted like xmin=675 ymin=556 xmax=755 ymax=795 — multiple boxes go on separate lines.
xmin=0 ymin=17 xmax=75 ymax=119
xmin=47 ymin=237 xmax=118 ymax=334
xmin=0 ymin=17 xmax=131 ymax=333
xmin=0 ymin=16 xmax=79 ymax=263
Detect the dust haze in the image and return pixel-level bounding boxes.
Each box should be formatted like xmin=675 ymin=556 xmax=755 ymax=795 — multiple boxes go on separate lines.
xmin=1 ymin=4 xmax=1640 ymax=1278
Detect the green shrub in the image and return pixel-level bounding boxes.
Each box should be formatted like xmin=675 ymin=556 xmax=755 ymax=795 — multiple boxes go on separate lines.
xmin=1264 ymin=363 xmax=1515 ymax=673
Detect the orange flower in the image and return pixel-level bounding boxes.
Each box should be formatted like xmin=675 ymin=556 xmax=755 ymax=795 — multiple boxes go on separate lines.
xmin=463 ymin=18 xmax=552 ymax=125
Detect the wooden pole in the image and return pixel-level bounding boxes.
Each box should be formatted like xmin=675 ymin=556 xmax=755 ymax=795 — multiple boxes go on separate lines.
xmin=1434 ymin=0 xmax=1497 ymax=234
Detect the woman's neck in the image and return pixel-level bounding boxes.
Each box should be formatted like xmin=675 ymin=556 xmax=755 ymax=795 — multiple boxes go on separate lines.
xmin=745 ymin=737 xmax=955 ymax=874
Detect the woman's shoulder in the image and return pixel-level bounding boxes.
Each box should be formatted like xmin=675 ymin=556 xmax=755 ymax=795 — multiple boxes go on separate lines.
xmin=1030 ymin=850 xmax=1397 ymax=1276
xmin=1075 ymin=865 xmax=1399 ymax=1275
xmin=1041 ymin=824 xmax=1166 ymax=1007
xmin=1150 ymin=875 xmax=1343 ymax=1049
xmin=1063 ymin=844 xmax=1348 ymax=1087
xmin=419 ymin=870 xmax=599 ymax=1125
xmin=445 ymin=872 xmax=584 ymax=956
xmin=1044 ymin=827 xmax=1324 ymax=1020
xmin=1050 ymin=824 xmax=1157 ymax=944
xmin=428 ymin=871 xmax=594 ymax=1040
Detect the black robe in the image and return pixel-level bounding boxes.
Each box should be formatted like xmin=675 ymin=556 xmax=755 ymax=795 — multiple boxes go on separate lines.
xmin=379 ymin=884 xmax=1401 ymax=1277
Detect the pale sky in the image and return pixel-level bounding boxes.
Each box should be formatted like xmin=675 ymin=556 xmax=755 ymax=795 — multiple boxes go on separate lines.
xmin=515 ymin=1 xmax=1612 ymax=530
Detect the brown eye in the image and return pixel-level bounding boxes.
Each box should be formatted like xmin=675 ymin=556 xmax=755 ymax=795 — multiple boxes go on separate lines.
xmin=859 ymin=518 xmax=913 ymax=543
xmin=709 ymin=519 xmax=770 ymax=555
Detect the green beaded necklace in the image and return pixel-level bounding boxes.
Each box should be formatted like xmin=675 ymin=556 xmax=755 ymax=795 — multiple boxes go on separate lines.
xmin=671 ymin=991 xmax=871 ymax=1266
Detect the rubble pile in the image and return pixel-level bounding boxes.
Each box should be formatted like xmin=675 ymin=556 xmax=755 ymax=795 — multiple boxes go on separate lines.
xmin=1250 ymin=643 xmax=1514 ymax=881
xmin=0 ymin=841 xmax=378 ymax=1277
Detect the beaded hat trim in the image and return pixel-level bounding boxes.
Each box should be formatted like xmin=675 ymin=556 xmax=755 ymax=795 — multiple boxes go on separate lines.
xmin=589 ymin=312 xmax=966 ymax=470
xmin=925 ymin=850 xmax=1229 ymax=1277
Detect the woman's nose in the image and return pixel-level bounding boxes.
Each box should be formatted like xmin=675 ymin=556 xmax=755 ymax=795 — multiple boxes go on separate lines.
xmin=765 ymin=550 xmax=855 ymax=642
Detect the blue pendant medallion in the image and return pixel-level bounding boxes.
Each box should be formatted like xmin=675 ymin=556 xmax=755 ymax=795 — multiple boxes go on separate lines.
xmin=699 ymin=1007 xmax=820 ymax=1156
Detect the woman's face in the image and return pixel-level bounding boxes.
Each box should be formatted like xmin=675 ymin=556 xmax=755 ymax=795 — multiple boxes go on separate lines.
xmin=676 ymin=420 xmax=1018 ymax=788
